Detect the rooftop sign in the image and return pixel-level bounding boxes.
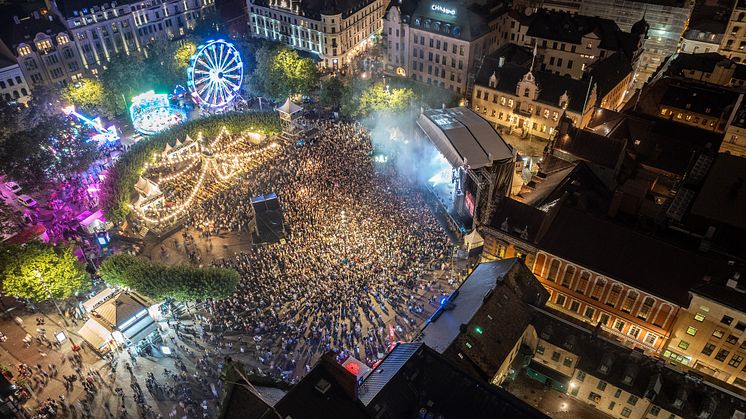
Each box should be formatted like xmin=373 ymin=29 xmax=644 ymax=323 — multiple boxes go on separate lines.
xmin=431 ymin=4 xmax=456 ymax=16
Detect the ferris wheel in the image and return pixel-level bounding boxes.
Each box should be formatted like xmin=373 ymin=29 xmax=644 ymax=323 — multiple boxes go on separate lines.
xmin=187 ymin=39 xmax=244 ymax=108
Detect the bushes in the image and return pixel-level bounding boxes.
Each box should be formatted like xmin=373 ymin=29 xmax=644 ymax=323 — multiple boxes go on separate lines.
xmin=102 ymin=111 xmax=281 ymax=225
xmin=99 ymin=254 xmax=239 ymax=301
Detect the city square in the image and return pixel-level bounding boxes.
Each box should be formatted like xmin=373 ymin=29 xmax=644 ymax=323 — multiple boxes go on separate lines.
xmin=0 ymin=0 xmax=745 ymax=417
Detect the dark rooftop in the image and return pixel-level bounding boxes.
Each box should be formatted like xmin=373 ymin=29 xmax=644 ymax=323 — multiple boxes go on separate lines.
xmin=250 ymin=0 xmax=380 ymax=20
xmin=407 ymin=0 xmax=506 ymax=41
xmin=54 ymin=0 xmax=139 ymax=19
xmin=537 ymin=204 xmax=722 ymax=305
xmin=0 ymin=9 xmax=67 ymax=50
xmin=553 ymin=127 xmax=626 ymax=171
xmin=690 ymin=153 xmax=746 ymax=232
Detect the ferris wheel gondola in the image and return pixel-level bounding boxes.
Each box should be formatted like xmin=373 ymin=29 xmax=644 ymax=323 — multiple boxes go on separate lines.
xmin=187 ymin=39 xmax=244 ymax=108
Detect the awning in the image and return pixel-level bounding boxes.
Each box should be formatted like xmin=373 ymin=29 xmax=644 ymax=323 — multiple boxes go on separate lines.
xmin=78 ymin=318 xmax=112 ymax=349
xmin=124 ymin=317 xmax=158 ymax=344
xmin=83 ymin=287 xmax=117 ymax=313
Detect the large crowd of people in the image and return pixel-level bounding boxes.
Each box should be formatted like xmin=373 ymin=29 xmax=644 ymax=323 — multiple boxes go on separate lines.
xmin=177 ymin=120 xmax=454 ymax=379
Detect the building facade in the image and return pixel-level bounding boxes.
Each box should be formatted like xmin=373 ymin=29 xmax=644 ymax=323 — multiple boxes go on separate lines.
xmin=248 ymin=0 xmax=385 ymax=69
xmin=383 ymin=0 xmax=504 ymax=95
xmin=47 ymin=0 xmax=215 ymax=72
xmin=720 ymin=0 xmax=746 ymax=63
xmin=663 ymin=278 xmax=746 ymax=389
xmin=0 ymin=58 xmax=31 ymax=104
xmin=681 ymin=26 xmax=723 ymax=54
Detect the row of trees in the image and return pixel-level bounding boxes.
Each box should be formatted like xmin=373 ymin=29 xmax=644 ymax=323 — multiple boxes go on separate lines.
xmin=0 ymin=242 xmax=89 ymax=302
xmin=99 ymin=254 xmax=239 ymax=301
xmin=102 ymin=111 xmax=281 ymax=224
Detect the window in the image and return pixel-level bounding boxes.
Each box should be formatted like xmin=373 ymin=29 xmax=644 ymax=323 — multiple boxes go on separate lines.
xmin=645 ymin=333 xmax=657 ymax=346
xmin=694 ymin=313 xmax=706 ymax=322
xmin=727 ymin=335 xmax=739 ymax=345
xmin=687 ymin=326 xmax=698 ymax=336
xmin=597 ymin=380 xmax=607 ymax=391
xmin=614 ymin=389 xmax=622 ymax=398
xmin=599 ymin=313 xmax=610 ymax=326
xmin=563 ymin=357 xmax=573 ymax=367
xmin=628 ymin=326 xmax=641 ymax=339
xmin=736 ymin=321 xmax=746 ymax=332
xmin=588 ymin=392 xmax=601 ymax=403
xmin=569 ymin=300 xmax=580 ymax=313
xmin=627 ymin=395 xmax=638 ymax=406
xmin=716 ymin=349 xmax=730 ymax=361
xmin=576 ymin=371 xmax=586 ymax=381
xmin=729 ymin=354 xmax=743 ymax=368
xmin=591 ymin=279 xmax=606 ymax=300
xmin=713 ymin=329 xmax=725 ymax=339
xmin=606 ymin=284 xmax=622 ymax=307
xmin=621 ymin=291 xmax=638 ymax=313
xmin=613 ymin=319 xmax=625 ymax=332
xmin=536 ymin=344 xmax=545 ymax=355
xmin=551 ymin=351 xmax=561 ymax=362
xmin=638 ymin=297 xmax=654 ymax=320
xmin=547 ymin=260 xmax=560 ymax=281
xmin=584 ymin=307 xmax=595 ymax=319
xmin=621 ymin=407 xmax=632 ymax=418
xmin=556 ymin=294 xmax=566 ymax=306
xmin=678 ymin=340 xmax=690 ymax=350
xmin=650 ymin=405 xmax=661 ymax=416
xmin=561 ymin=266 xmax=575 ymax=287
xmin=702 ymin=343 xmax=716 ymax=356
xmin=722 ymin=315 xmax=734 ymax=325
xmin=576 ymin=271 xmax=590 ymax=294
xmin=608 ymin=401 xmax=616 ymax=410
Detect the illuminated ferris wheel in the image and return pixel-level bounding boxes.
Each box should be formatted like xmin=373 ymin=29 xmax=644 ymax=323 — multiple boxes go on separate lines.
xmin=187 ymin=39 xmax=244 ymax=108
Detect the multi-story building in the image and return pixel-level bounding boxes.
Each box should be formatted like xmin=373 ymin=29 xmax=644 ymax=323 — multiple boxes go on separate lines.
xmin=721 ymin=0 xmax=746 ymax=63
xmin=662 ymin=52 xmax=746 ymax=88
xmin=0 ymin=56 xmax=31 ymax=104
xmin=663 ymin=271 xmax=746 ymax=389
xmin=46 ymin=0 xmax=215 ymax=72
xmin=528 ymin=307 xmax=746 ymax=419
xmin=681 ymin=23 xmax=724 ymax=54
xmin=471 ymin=43 xmax=634 ymax=141
xmin=383 ymin=0 xmax=505 ymax=95
xmin=0 ymin=11 xmax=85 ymax=88
xmin=416 ymin=258 xmax=549 ymax=385
xmin=724 ymin=98 xmax=746 ymax=157
xmin=248 ymin=0 xmax=385 ymax=69
xmin=539 ymin=0 xmax=694 ymax=89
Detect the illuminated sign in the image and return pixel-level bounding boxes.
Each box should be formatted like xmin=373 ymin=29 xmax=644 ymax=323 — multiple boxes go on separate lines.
xmin=396 ymin=66 xmax=406 ymax=76
xmin=431 ymin=4 xmax=456 ymax=15
xmin=465 ymin=191 xmax=475 ymax=216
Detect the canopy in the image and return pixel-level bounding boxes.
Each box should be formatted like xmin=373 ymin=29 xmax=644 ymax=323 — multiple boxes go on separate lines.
xmin=83 ymin=287 xmax=117 ymax=313
xmin=78 ymin=318 xmax=112 ymax=350
xmin=277 ymin=98 xmax=303 ymax=115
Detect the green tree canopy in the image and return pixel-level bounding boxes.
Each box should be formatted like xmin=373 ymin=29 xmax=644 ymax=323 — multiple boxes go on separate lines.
xmin=346 ymin=81 xmax=415 ymax=118
xmin=250 ymin=46 xmax=320 ymax=100
xmin=99 ymin=254 xmax=239 ymax=301
xmin=0 ymin=242 xmax=89 ymax=301
xmin=319 ymin=77 xmax=346 ymax=109
xmin=60 ymin=78 xmax=119 ymax=119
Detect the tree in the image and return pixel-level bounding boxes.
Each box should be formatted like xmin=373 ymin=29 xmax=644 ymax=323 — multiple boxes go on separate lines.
xmin=350 ymin=81 xmax=415 ymax=118
xmin=99 ymin=254 xmax=239 ymax=301
xmin=319 ymin=77 xmax=346 ymax=109
xmin=0 ymin=114 xmax=98 ymax=185
xmin=0 ymin=242 xmax=89 ymax=301
xmin=100 ymin=52 xmax=158 ymax=113
xmin=251 ymin=46 xmax=320 ymax=100
xmin=60 ymin=78 xmax=118 ymax=118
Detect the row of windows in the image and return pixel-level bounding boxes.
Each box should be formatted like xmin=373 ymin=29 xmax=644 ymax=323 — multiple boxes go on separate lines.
xmin=0 ymin=76 xmax=23 ymax=89
xmin=538 ymin=255 xmax=668 ymax=325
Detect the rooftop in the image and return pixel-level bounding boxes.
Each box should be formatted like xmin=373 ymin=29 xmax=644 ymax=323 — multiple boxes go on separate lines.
xmin=418 ymin=106 xmax=513 ymax=169
xmin=0 ymin=9 xmax=67 ymax=50
xmin=690 ymin=153 xmax=746 ymax=231
xmin=537 ymin=205 xmax=722 ymax=306
xmin=407 ymin=0 xmax=506 ymax=41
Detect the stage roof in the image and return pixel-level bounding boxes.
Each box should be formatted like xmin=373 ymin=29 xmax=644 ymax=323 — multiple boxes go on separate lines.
xmin=417 ymin=107 xmax=513 ymax=169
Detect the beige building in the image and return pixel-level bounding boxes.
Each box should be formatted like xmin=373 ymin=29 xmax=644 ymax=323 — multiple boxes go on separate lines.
xmin=664 ymin=274 xmax=746 ymax=390
xmin=721 ymin=0 xmax=746 ymax=63
xmin=724 ymin=95 xmax=746 ymax=157
xmin=249 ymin=0 xmax=385 ymax=69
xmin=0 ymin=58 xmax=31 ymax=104
xmin=382 ymin=0 xmax=504 ymax=95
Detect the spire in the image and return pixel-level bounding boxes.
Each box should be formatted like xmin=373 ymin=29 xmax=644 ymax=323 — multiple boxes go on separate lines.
xmin=530 ymin=43 xmax=538 ymax=73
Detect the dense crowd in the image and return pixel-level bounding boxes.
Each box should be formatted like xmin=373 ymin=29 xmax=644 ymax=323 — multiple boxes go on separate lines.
xmin=173 ymin=120 xmax=453 ymax=379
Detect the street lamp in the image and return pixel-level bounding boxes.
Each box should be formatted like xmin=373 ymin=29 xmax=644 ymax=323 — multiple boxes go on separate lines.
xmin=33 ymin=270 xmax=69 ymax=326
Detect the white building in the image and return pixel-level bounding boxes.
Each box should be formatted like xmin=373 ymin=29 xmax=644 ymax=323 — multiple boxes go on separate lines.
xmin=0 ymin=57 xmax=31 ymax=104
xmin=247 ymin=0 xmax=386 ymax=69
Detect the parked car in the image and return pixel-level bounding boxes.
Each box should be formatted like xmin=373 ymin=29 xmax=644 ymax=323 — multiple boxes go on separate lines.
xmin=17 ymin=195 xmax=37 ymax=208
xmin=3 ymin=181 xmax=21 ymax=195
